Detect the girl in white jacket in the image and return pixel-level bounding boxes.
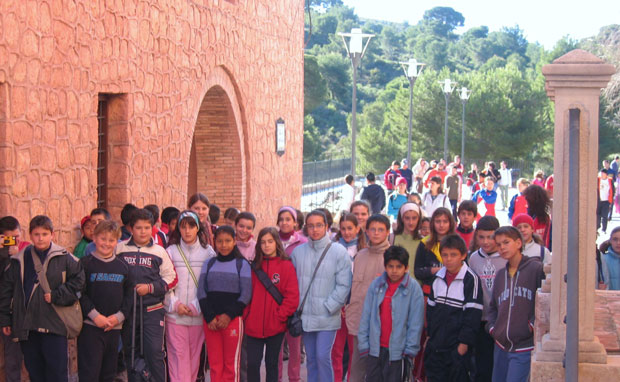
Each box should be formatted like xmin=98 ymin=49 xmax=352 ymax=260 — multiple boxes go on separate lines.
xmin=165 ymin=210 xmax=216 ymax=382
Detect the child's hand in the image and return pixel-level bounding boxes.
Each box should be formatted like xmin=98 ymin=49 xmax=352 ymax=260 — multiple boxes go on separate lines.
xmin=207 ymin=318 xmax=219 ymax=331
xmin=135 ymin=284 xmax=150 ymax=296
xmin=2 ymin=327 xmax=11 ymax=336
xmin=176 ymin=303 xmax=191 ymax=316
xmin=44 ymin=293 xmax=52 ymax=303
xmin=93 ymin=314 xmax=109 ymax=329
xmin=457 ymin=343 xmax=468 ymax=356
xmin=216 ymin=314 xmax=231 ymax=330
xmin=105 ymin=315 xmax=119 ymax=331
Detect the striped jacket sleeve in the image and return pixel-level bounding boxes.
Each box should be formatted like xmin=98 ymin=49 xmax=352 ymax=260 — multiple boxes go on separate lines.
xmin=458 ymin=270 xmax=483 ymax=346
xmin=152 ymin=246 xmax=178 ymax=297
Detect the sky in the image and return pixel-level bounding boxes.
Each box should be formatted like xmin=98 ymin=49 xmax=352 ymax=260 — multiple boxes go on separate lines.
xmin=341 ymin=0 xmax=620 ymax=49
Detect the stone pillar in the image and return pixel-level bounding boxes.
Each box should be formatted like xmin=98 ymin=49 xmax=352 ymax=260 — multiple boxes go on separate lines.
xmin=531 ymin=50 xmax=617 ymax=380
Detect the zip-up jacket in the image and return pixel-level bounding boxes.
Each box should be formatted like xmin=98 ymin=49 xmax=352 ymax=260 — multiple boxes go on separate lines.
xmin=467 ymin=249 xmax=506 ymax=322
xmin=291 ymin=234 xmax=352 ymax=332
xmin=602 ymin=247 xmax=620 ymax=290
xmin=357 ymin=273 xmax=424 ymax=361
xmin=165 ymin=240 xmax=215 ymax=326
xmin=486 ymin=256 xmax=545 ymax=352
xmin=426 ymin=264 xmax=483 ymax=351
xmin=244 ymin=257 xmax=300 ymax=338
xmin=281 ymin=231 xmax=307 ymax=257
xmin=116 ymin=237 xmax=178 ymax=309
xmin=472 ymin=189 xmax=498 ymax=216
xmin=0 ymin=243 xmax=85 ymax=340
xmin=414 ymin=237 xmax=442 ymax=294
xmin=345 ymin=240 xmax=390 ymax=336
xmin=508 ymin=193 xmax=528 ymax=221
xmin=421 ymin=192 xmax=450 ymax=218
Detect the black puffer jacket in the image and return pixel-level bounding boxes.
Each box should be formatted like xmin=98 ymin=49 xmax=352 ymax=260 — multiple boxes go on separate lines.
xmin=0 ymin=243 xmax=85 ymax=340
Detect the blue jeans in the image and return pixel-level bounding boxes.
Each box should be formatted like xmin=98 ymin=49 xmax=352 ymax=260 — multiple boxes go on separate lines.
xmin=492 ymin=345 xmax=531 ymax=382
xmin=303 ymin=330 xmax=337 ymax=382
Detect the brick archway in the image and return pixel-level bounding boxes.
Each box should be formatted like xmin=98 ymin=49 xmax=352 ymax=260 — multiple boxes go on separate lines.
xmin=188 ymin=69 xmax=247 ymax=210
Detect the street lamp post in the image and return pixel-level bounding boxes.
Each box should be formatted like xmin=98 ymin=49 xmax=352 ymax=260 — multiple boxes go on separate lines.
xmin=399 ymin=58 xmax=425 ymax=166
xmin=338 ymin=28 xmax=374 ymax=177
xmin=439 ymin=79 xmax=457 ymax=162
xmin=459 ymin=87 xmax=471 ymax=167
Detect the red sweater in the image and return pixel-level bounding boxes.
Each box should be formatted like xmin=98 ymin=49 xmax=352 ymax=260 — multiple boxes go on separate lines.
xmin=244 ymin=257 xmax=300 ymax=338
xmin=379 ymin=279 xmax=401 ymax=347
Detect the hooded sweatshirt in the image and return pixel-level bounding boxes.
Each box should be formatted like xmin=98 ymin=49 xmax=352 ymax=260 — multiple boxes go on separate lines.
xmin=467 ymin=248 xmax=506 ymax=322
xmin=345 ymin=239 xmax=390 ymax=335
xmin=487 ymin=255 xmax=545 ymax=353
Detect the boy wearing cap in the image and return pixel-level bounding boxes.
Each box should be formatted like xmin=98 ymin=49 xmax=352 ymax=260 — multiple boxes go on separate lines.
xmin=387 ymin=177 xmax=409 ymax=220
xmin=513 ymin=214 xmax=551 ymax=264
xmin=74 ymin=216 xmax=95 ymax=259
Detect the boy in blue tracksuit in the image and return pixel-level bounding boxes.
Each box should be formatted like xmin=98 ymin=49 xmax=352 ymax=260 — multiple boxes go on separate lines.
xmin=358 ymin=246 xmax=424 ymax=382
xmin=425 ymin=234 xmax=483 ymax=382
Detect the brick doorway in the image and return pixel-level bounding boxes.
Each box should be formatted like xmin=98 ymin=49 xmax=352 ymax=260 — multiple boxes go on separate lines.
xmin=188 ymin=85 xmax=245 ymax=211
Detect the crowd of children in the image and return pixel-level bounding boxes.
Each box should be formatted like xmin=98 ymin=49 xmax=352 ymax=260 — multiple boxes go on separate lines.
xmin=0 ymin=176 xmax=560 ymax=382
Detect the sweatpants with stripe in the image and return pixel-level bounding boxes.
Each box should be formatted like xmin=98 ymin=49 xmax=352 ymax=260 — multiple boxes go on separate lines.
xmin=121 ymin=307 xmax=166 ymax=382
xmin=20 ymin=331 xmax=68 ymax=382
xmin=205 ymin=316 xmax=243 ymax=382
xmin=78 ymin=324 xmax=121 ymax=382
xmin=303 ymin=330 xmax=337 ymax=382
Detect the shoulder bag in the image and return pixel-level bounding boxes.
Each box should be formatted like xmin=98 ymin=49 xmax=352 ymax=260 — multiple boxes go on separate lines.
xmin=31 ymin=251 xmax=83 ymax=338
xmin=287 ymin=242 xmax=332 ymax=337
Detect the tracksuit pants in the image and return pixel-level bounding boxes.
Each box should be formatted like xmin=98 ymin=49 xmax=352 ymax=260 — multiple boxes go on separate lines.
xmin=204 ymin=315 xmax=243 ymax=382
xmin=165 ymin=321 xmax=204 ymax=382
xmin=474 ymin=322 xmax=494 ymax=382
xmin=347 ymin=335 xmax=366 ymax=382
xmin=246 ymin=332 xmax=285 ymax=382
xmin=278 ymin=332 xmax=301 ymax=382
xmin=597 ymin=201 xmax=611 ymax=232
xmin=424 ymin=345 xmax=472 ymax=382
xmin=20 ymin=331 xmax=68 ymax=382
xmin=78 ymin=324 xmax=121 ymax=382
xmin=366 ymin=347 xmax=403 ymax=382
xmin=1 ymin=331 xmax=23 ymax=382
xmin=122 ymin=307 xmax=166 ymax=382
xmin=491 ymin=345 xmax=531 ymax=382
xmin=331 ymin=314 xmax=352 ymax=382
xmin=303 ymin=330 xmax=337 ymax=382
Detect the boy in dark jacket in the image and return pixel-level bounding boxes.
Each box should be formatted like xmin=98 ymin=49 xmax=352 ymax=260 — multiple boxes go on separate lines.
xmin=117 ymin=209 xmax=178 ymax=382
xmin=78 ymin=220 xmax=133 ymax=382
xmin=0 ymin=215 xmax=85 ymax=381
xmin=487 ymin=226 xmax=544 ymax=382
xmin=425 ymin=234 xmax=483 ymax=382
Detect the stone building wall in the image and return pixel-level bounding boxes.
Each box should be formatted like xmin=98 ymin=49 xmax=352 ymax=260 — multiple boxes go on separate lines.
xmin=0 ymin=0 xmax=305 ymax=247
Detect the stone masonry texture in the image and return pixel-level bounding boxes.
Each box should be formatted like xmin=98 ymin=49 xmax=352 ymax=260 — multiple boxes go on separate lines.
xmin=0 ymin=0 xmax=305 ymax=248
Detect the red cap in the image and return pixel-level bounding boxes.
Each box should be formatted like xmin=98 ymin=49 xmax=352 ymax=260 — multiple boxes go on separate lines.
xmin=80 ymin=215 xmax=91 ymax=229
xmin=512 ymin=213 xmax=534 ymax=228
xmin=396 ymin=177 xmax=407 ymax=186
